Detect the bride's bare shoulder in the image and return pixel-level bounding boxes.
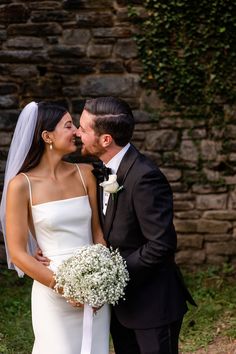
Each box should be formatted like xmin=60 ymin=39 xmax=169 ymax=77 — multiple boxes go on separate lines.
xmin=7 ymin=173 xmax=29 ymax=195
xmin=76 ymin=163 xmax=93 ymax=175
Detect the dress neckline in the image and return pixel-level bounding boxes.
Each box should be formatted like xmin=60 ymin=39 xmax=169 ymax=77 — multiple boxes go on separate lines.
xmin=31 ymin=195 xmax=88 ymax=208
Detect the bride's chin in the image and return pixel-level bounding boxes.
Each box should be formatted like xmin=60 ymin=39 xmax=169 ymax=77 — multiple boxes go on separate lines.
xmin=63 ymin=146 xmax=77 ymax=155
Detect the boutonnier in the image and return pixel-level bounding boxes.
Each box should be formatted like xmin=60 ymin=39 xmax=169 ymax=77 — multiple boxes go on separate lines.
xmin=99 ymin=174 xmax=124 ymax=198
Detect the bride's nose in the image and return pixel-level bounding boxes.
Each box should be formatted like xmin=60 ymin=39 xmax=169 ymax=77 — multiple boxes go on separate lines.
xmin=72 ymin=124 xmax=77 ymax=132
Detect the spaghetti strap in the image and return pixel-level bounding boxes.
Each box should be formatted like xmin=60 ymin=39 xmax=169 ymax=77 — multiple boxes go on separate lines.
xmin=75 ymin=164 xmax=87 ymax=195
xmin=21 ymin=173 xmax=33 ymax=206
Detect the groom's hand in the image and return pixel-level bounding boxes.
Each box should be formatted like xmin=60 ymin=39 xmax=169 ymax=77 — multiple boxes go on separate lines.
xmin=35 ymin=247 xmax=50 ymax=266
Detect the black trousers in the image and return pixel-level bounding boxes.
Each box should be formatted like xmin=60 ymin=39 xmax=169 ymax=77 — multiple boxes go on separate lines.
xmin=110 ymin=311 xmax=183 ymax=354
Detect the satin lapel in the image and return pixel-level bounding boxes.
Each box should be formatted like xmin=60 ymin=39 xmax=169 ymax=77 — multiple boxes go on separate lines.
xmin=98 ymin=184 xmax=105 ymax=228
xmin=103 ymin=191 xmax=117 ymax=241
xmin=103 ymin=145 xmax=139 ymax=239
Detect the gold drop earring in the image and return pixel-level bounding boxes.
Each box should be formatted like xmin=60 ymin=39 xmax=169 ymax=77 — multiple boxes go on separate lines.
xmin=49 ymin=141 xmax=53 ymax=150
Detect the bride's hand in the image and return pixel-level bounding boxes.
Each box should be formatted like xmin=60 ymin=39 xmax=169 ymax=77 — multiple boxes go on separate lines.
xmin=65 ymin=297 xmax=102 ymax=312
xmin=66 ymin=298 xmax=84 ymax=308
xmin=92 ymin=305 xmax=103 ymax=314
xmin=35 ymin=247 xmax=51 ymax=266
xmin=65 ymin=299 xmax=102 ymax=313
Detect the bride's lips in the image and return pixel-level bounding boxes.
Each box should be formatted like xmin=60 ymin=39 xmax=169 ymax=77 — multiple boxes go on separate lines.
xmin=73 ymin=137 xmax=81 ymax=146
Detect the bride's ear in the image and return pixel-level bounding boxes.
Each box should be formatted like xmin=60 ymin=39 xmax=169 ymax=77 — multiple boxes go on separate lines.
xmin=41 ymin=130 xmax=52 ymax=144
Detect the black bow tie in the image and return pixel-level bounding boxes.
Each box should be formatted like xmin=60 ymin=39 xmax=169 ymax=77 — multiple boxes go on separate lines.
xmin=92 ymin=161 xmax=112 ymax=182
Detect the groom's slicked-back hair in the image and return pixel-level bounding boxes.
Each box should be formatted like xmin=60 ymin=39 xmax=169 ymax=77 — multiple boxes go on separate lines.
xmin=84 ymin=97 xmax=135 ymax=147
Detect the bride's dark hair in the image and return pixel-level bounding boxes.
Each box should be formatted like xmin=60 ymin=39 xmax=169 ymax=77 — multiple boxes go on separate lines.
xmin=19 ymin=102 xmax=67 ymax=173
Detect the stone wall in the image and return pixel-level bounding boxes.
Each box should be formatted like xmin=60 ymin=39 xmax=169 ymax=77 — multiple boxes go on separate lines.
xmin=1 ymin=0 xmax=236 ymax=267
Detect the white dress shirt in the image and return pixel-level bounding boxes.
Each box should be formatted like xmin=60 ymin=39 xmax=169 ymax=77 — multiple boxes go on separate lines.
xmin=103 ymin=143 xmax=130 ymax=214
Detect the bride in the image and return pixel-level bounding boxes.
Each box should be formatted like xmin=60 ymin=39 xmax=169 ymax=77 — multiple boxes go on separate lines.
xmin=0 ymin=101 xmax=110 ymax=354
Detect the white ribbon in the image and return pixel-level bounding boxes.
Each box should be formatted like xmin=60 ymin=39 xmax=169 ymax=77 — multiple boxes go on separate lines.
xmin=81 ymin=303 xmax=94 ymax=354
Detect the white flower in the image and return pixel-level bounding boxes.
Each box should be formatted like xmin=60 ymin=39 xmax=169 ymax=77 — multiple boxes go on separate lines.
xmin=54 ymin=244 xmax=129 ymax=307
xmin=99 ymin=174 xmax=123 ymax=194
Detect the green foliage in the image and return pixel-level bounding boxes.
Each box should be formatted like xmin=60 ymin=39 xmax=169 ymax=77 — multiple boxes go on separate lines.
xmin=181 ymin=265 xmax=236 ymax=352
xmin=0 ymin=269 xmax=33 ymax=354
xmin=129 ymin=0 xmax=236 ymax=116
xmin=0 ymin=266 xmax=236 ymax=353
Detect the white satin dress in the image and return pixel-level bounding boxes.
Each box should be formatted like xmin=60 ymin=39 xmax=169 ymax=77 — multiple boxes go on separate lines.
xmin=22 ymin=165 xmax=110 ymax=354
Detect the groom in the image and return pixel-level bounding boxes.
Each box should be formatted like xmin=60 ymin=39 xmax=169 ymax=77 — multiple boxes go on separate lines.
xmin=77 ymin=96 xmax=196 ymax=354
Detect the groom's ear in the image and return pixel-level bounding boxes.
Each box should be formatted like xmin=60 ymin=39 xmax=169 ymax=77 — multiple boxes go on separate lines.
xmin=100 ymin=134 xmax=113 ymax=148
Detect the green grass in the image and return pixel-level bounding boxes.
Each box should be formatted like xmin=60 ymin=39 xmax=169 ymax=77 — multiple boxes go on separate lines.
xmin=0 ymin=267 xmax=33 ymax=354
xmin=180 ymin=264 xmax=236 ymax=352
xmin=0 ymin=264 xmax=236 ymax=353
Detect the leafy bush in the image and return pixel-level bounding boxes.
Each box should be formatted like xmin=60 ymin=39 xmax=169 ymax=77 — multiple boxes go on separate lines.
xmin=130 ymin=0 xmax=236 ymax=116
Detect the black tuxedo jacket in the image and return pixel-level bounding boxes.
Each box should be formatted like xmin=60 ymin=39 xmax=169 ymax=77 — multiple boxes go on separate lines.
xmin=97 ymin=144 xmax=195 ymax=329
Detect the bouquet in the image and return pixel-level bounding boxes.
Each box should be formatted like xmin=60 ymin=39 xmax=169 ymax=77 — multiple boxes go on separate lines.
xmin=54 ymin=244 xmax=129 ymax=307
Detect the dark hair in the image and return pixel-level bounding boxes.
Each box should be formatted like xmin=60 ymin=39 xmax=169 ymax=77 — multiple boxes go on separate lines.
xmin=84 ymin=97 xmax=135 ymax=147
xmin=19 ymin=102 xmax=68 ymax=173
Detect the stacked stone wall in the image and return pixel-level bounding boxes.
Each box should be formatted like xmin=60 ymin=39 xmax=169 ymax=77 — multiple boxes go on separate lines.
xmin=1 ymin=0 xmax=236 ymax=267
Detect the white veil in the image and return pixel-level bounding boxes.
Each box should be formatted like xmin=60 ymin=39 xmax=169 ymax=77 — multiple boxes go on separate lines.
xmin=0 ymin=102 xmax=38 ymax=277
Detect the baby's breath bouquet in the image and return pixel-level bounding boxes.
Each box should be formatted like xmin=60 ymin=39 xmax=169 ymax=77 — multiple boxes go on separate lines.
xmin=54 ymin=244 xmax=129 ymax=307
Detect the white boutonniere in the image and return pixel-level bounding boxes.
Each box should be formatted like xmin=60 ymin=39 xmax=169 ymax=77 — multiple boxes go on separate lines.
xmin=99 ymin=174 xmax=124 ymax=199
